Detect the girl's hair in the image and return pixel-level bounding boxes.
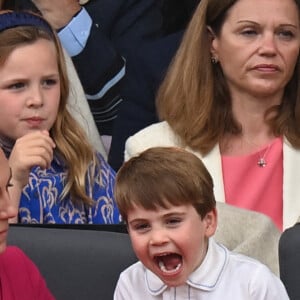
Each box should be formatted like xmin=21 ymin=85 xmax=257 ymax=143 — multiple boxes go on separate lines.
xmin=157 ymin=0 xmax=300 ymax=154
xmin=0 ymin=17 xmax=97 ymax=205
xmin=115 ymin=147 xmax=216 ymax=221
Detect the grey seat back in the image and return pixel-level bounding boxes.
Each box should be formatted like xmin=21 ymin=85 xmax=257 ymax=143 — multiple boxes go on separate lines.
xmin=8 ymin=225 xmax=137 ymax=300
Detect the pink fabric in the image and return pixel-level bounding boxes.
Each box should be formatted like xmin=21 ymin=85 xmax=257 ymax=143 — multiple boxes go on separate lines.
xmin=0 ymin=246 xmax=54 ymax=300
xmin=222 ymin=137 xmax=283 ymax=230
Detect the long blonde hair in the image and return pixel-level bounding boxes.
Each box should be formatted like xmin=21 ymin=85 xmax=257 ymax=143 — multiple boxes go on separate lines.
xmin=0 ymin=20 xmax=97 ymax=205
xmin=157 ymin=0 xmax=300 ymax=154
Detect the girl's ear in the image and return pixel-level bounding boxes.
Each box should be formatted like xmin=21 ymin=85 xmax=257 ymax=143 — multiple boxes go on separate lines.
xmin=207 ymin=26 xmax=218 ymax=61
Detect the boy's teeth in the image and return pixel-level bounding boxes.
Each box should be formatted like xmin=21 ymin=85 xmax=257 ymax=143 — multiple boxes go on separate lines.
xmin=159 ymin=261 xmax=166 ymax=271
xmin=158 ymin=260 xmax=182 ymax=273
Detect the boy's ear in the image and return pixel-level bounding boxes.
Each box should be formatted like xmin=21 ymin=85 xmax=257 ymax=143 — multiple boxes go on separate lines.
xmin=207 ymin=26 xmax=218 ymax=61
xmin=203 ymin=208 xmax=217 ymax=237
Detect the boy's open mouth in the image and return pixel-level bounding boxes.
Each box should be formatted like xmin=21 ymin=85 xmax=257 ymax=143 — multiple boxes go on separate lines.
xmin=154 ymin=253 xmax=182 ymax=274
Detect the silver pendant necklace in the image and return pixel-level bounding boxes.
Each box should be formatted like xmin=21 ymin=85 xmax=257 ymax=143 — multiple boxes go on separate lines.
xmin=257 ymin=157 xmax=267 ymax=167
xmin=242 ymin=136 xmax=272 ymax=168
xmin=257 ymin=144 xmax=271 ymax=168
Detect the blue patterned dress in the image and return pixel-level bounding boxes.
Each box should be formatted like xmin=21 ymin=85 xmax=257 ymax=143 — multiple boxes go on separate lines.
xmin=0 ymin=134 xmax=120 ymax=224
xmin=18 ymin=152 xmax=120 ymax=224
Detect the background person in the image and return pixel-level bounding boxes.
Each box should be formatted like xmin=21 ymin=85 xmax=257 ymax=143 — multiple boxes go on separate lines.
xmin=125 ymin=0 xmax=300 ymax=230
xmin=0 ymin=147 xmax=54 ymax=299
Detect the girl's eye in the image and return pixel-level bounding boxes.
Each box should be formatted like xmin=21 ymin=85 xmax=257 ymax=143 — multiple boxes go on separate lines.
xmin=42 ymin=79 xmax=58 ymax=87
xmin=7 ymin=82 xmax=25 ymax=90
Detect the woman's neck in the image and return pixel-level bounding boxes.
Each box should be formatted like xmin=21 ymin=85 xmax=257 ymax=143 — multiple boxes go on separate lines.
xmin=221 ymin=93 xmax=280 ymax=155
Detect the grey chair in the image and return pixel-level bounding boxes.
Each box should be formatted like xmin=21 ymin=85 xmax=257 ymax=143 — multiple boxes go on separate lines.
xmin=279 ymin=222 xmax=300 ymax=300
xmin=8 ymin=225 xmax=137 ymax=300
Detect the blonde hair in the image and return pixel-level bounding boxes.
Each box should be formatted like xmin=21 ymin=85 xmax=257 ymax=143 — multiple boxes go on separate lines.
xmin=0 ymin=21 xmax=97 ymax=205
xmin=115 ymin=147 xmax=216 ymax=222
xmin=157 ymin=0 xmax=300 ymax=154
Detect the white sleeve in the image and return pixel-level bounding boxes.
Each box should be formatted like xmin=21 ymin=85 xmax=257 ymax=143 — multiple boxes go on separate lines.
xmin=113 ymin=275 xmax=132 ymax=300
xmin=250 ymin=265 xmax=290 ymax=299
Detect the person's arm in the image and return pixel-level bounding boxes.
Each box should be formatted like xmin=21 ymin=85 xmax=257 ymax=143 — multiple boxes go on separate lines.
xmin=75 ymin=0 xmax=162 ymax=97
xmin=8 ymin=131 xmax=55 ymax=223
xmin=31 ymin=0 xmax=81 ymax=30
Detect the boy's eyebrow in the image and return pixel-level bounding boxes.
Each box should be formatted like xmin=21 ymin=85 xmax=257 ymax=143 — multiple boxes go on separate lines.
xmin=163 ymin=211 xmax=186 ymax=218
xmin=128 ymin=218 xmax=147 ymax=225
xmin=128 ymin=211 xmax=187 ymax=224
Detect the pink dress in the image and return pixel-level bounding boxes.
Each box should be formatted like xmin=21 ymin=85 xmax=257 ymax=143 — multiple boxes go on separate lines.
xmin=222 ymin=138 xmax=283 ymax=230
xmin=0 ymin=246 xmax=54 ymax=300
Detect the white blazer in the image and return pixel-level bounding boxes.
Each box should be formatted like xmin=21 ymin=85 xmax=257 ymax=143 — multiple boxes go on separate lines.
xmin=125 ymin=121 xmax=300 ymax=230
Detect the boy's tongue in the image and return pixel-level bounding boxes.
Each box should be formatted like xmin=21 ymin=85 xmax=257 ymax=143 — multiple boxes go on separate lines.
xmin=159 ymin=254 xmax=181 ymax=270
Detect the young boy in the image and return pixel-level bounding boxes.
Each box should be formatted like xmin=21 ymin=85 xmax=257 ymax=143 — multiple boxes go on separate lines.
xmin=113 ymin=147 xmax=289 ymax=299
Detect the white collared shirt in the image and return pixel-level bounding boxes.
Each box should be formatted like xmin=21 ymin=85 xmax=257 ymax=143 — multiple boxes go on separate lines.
xmin=114 ymin=238 xmax=289 ymax=299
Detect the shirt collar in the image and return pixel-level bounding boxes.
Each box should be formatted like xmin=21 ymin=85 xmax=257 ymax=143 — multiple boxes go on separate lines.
xmin=145 ymin=238 xmax=228 ymax=296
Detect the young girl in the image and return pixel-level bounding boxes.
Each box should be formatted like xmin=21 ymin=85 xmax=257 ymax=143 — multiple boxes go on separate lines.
xmin=0 ymin=10 xmax=120 ymax=224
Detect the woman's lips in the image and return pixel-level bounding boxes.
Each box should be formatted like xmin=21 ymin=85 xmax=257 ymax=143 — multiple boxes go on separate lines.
xmin=252 ymin=64 xmax=279 ymax=72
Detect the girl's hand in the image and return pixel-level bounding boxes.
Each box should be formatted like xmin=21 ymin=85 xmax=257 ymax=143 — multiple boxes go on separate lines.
xmin=9 ymin=130 xmax=56 ymax=188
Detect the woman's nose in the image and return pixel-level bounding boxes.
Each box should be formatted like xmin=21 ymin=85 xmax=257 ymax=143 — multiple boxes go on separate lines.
xmin=258 ymin=33 xmax=277 ymax=55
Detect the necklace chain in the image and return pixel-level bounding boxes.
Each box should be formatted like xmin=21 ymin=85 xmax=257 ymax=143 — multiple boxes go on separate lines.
xmin=257 ymin=145 xmax=271 ymax=167
xmin=243 ymin=137 xmax=272 ymax=168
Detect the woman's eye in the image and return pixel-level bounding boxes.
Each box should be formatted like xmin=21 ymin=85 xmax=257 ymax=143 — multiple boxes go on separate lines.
xmin=241 ymin=29 xmax=257 ymax=36
xmin=278 ymin=30 xmax=295 ymax=40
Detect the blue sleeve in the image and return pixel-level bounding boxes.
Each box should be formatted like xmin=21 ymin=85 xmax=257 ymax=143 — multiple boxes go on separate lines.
xmin=58 ymin=8 xmax=92 ymax=57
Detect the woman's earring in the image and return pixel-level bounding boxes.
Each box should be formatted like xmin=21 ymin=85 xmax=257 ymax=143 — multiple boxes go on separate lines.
xmin=211 ymin=57 xmax=218 ymax=64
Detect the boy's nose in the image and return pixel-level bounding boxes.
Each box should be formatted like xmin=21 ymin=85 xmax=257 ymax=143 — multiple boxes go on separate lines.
xmin=149 ymin=228 xmax=169 ymax=246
